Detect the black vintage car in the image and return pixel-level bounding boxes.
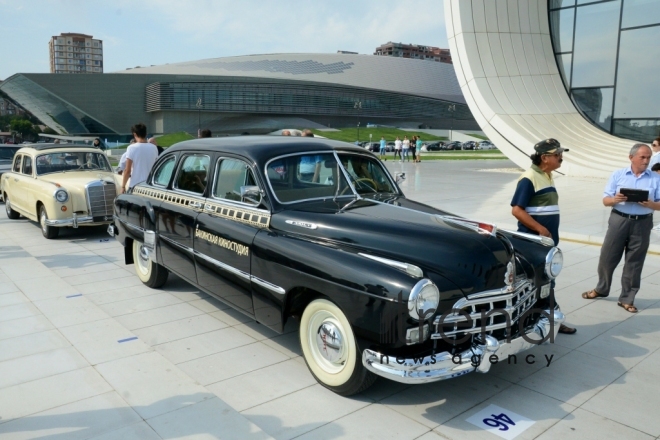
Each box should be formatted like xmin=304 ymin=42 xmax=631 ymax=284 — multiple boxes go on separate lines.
xmin=110 ymin=136 xmax=565 ymax=396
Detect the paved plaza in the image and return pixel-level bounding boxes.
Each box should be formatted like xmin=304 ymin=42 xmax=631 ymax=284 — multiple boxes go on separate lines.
xmin=1 ymin=159 xmax=660 ymax=439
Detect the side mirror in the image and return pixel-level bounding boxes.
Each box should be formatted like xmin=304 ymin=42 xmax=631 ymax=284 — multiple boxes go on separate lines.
xmin=395 ymin=172 xmax=406 ymax=184
xmin=240 ymin=185 xmax=262 ymax=205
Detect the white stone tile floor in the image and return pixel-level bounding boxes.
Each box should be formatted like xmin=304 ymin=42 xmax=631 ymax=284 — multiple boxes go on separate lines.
xmin=0 ymin=159 xmax=659 ymax=438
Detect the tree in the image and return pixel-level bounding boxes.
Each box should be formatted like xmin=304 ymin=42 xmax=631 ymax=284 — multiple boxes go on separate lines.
xmin=10 ymin=119 xmax=35 ymax=140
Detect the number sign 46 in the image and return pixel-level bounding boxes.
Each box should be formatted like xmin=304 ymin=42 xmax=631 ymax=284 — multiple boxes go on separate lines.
xmin=466 ymin=405 xmax=535 ymax=440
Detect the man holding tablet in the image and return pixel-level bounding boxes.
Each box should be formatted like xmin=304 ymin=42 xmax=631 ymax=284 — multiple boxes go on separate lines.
xmin=582 ymin=143 xmax=660 ymax=313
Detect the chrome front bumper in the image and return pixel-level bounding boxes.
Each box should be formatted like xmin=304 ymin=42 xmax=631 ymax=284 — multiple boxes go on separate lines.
xmin=45 ymin=213 xmax=97 ymax=228
xmin=362 ymin=309 xmax=565 ymax=384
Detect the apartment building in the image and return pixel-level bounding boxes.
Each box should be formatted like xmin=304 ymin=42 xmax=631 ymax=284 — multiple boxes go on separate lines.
xmin=49 ymin=33 xmax=104 ymax=74
xmin=374 ymin=42 xmax=452 ymax=64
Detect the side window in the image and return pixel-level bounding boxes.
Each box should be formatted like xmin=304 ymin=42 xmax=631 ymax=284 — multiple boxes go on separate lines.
xmin=12 ymin=155 xmax=22 ymax=172
xmin=174 ymin=154 xmax=210 ymax=194
xmin=213 ymin=158 xmax=257 ymax=203
xmin=152 ymin=155 xmax=176 ymax=187
xmin=22 ymin=156 xmax=32 ymax=175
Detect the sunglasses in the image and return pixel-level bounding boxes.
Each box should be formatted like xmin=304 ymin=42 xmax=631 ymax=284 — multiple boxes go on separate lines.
xmin=543 ymin=152 xmax=562 ymax=157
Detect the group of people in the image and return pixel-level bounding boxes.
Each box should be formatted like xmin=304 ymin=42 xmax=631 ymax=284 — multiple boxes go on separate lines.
xmin=386 ymin=136 xmax=423 ymax=163
xmin=511 ymin=136 xmax=660 ymax=337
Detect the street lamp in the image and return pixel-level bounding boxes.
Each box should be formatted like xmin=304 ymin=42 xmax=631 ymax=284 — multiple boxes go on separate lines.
xmin=447 ymin=104 xmax=456 ymax=142
xmin=354 ymin=100 xmax=362 ymax=143
xmin=196 ymin=97 xmax=203 ymax=137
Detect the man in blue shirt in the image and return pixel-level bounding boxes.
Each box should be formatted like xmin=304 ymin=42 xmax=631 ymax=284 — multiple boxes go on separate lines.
xmin=582 ymin=144 xmax=660 ymax=313
xmin=379 ymin=136 xmax=387 ymax=160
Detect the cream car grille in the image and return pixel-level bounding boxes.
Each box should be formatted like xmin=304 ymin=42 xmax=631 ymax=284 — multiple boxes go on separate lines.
xmin=431 ymin=280 xmax=537 ymax=343
xmin=87 ymin=181 xmax=116 ymax=217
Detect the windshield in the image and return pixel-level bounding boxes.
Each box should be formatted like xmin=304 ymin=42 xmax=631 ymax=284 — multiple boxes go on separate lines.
xmin=265 ymin=152 xmax=397 ymax=204
xmin=36 ymin=152 xmax=112 ymax=175
xmin=337 ymin=153 xmax=397 ymax=195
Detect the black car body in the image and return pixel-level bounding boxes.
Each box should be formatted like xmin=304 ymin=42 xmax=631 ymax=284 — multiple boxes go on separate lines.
xmin=424 ymin=142 xmax=444 ymax=152
xmin=444 ymin=141 xmax=462 ymax=150
xmin=110 ymin=136 xmax=565 ymax=395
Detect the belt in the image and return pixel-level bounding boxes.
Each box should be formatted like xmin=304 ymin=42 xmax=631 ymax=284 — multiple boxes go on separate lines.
xmin=612 ymin=209 xmax=652 ymax=220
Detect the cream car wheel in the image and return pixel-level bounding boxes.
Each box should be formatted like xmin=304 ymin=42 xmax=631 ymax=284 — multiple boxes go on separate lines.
xmin=39 ymin=205 xmax=59 ymax=239
xmin=132 ymin=240 xmax=168 ymax=288
xmin=300 ymin=298 xmax=375 ymax=395
xmin=4 ymin=194 xmax=20 ymax=219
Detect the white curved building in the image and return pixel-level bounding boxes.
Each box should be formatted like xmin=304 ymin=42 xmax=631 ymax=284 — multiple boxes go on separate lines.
xmin=445 ymin=0 xmax=660 ymax=177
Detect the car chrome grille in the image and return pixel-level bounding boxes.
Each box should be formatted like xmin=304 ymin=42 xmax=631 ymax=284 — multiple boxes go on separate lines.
xmin=431 ymin=280 xmax=536 ymax=342
xmin=86 ymin=181 xmax=116 ymax=217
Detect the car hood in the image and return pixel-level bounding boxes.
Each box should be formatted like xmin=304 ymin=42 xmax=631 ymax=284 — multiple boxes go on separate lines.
xmin=39 ymin=171 xmax=119 ymax=188
xmin=270 ymin=197 xmax=512 ymax=295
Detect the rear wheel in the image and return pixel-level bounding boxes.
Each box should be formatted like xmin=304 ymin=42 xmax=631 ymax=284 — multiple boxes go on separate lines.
xmin=4 ymin=194 xmax=20 ymax=219
xmin=299 ymin=298 xmax=376 ymax=396
xmin=132 ymin=239 xmax=168 ymax=288
xmin=39 ymin=205 xmax=59 ymax=239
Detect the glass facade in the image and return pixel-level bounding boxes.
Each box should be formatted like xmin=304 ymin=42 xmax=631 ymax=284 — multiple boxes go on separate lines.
xmin=549 ymin=0 xmax=660 ymax=141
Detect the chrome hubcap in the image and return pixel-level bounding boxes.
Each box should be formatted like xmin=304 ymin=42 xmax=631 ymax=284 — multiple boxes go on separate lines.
xmin=40 ymin=211 xmax=47 ymax=232
xmin=5 ymin=199 xmax=10 ymax=214
xmin=315 ymin=321 xmax=344 ymax=364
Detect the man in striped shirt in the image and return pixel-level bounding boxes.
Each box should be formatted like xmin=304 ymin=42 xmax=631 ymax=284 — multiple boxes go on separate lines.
xmin=511 ymin=138 xmax=576 ymax=334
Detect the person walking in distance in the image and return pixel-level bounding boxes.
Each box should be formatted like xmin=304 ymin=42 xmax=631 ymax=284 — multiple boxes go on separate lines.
xmin=394 ymin=136 xmax=402 ymax=162
xmin=379 ymin=136 xmax=387 ymax=160
xmin=415 ymin=136 xmax=423 ymax=162
xmin=410 ymin=136 xmax=417 ymax=163
xmin=581 ymin=143 xmax=660 ymax=313
xmin=402 ymin=136 xmax=410 ymax=162
xmin=121 ymin=123 xmax=158 ymax=194
xmin=511 ymin=138 xmax=576 ymax=334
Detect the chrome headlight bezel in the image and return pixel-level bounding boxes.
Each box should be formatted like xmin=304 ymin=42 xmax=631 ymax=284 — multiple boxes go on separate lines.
xmin=54 ymin=188 xmax=69 ymax=203
xmin=545 ymin=247 xmax=563 ymax=279
xmin=408 ymin=279 xmax=440 ymax=321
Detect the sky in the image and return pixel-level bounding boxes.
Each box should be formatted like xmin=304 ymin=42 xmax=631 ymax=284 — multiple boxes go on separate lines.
xmin=0 ymin=0 xmax=448 ymax=81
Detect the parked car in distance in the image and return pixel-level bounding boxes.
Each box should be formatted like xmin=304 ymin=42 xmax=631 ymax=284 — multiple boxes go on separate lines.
xmin=110 ymin=136 xmax=566 ymax=396
xmin=423 ymin=142 xmax=444 ymax=152
xmin=478 ymin=141 xmax=497 ymax=150
xmin=363 ymin=142 xmax=380 ymax=152
xmin=462 ymin=141 xmax=477 ymax=150
xmin=443 ymin=141 xmax=462 ymax=150
xmin=2 ymin=144 xmax=120 ymax=238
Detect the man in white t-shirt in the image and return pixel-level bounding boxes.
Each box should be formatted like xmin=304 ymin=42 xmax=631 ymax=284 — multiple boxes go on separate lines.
xmin=649 ymin=137 xmax=660 ymax=168
xmin=121 ymin=123 xmax=158 ymax=193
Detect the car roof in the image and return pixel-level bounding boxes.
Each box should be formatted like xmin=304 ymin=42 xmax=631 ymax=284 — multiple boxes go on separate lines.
xmin=16 ymin=144 xmax=104 ymax=154
xmin=167 ymin=135 xmax=368 ymax=163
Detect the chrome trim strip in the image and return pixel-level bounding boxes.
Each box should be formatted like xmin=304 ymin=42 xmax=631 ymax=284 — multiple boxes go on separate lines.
xmin=358 ymin=253 xmax=423 ymax=278
xmin=251 ymin=276 xmax=286 ymax=295
xmin=193 ymin=250 xmax=250 ymax=281
xmin=160 ymin=235 xmax=193 ymax=253
xmin=502 ymin=229 xmax=555 ymax=247
xmin=286 ymin=220 xmax=318 ymax=230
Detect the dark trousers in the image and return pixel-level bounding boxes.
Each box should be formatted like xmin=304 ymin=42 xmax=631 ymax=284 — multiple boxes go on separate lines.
xmin=595 ymin=212 xmax=653 ymax=304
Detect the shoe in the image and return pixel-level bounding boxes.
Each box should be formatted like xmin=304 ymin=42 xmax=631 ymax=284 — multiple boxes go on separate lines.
xmin=617 ymin=302 xmax=638 ymax=313
xmin=558 ymin=324 xmax=577 ymax=334
xmin=582 ymin=289 xmax=607 ymax=300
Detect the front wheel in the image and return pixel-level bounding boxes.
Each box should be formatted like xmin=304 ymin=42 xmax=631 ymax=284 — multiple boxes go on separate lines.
xmin=39 ymin=205 xmax=59 ymax=239
xmin=4 ymin=194 xmax=20 ymax=219
xmin=132 ymin=239 xmax=168 ymax=288
xmin=299 ymin=298 xmax=376 ymax=396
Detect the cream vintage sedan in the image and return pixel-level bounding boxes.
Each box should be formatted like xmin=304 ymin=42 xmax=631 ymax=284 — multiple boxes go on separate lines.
xmin=1 ymin=144 xmax=120 ymax=239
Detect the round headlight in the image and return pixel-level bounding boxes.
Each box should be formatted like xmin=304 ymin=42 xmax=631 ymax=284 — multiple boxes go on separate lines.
xmin=545 ymin=247 xmax=563 ymax=279
xmin=54 ymin=189 xmax=69 ymax=203
xmin=408 ymin=279 xmax=440 ymax=321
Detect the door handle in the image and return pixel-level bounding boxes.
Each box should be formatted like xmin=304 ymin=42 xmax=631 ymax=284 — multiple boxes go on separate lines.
xmin=189 ymin=201 xmax=202 ymax=209
xmin=14 ymin=178 xmax=18 ymax=182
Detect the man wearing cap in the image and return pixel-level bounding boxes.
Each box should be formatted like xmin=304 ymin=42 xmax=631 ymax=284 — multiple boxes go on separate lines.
xmin=582 ymin=143 xmax=660 ymax=313
xmin=511 ymin=138 xmax=576 ymax=334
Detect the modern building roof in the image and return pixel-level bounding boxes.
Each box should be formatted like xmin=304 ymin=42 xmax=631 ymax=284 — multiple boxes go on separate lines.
xmin=117 ymin=53 xmax=465 ymax=104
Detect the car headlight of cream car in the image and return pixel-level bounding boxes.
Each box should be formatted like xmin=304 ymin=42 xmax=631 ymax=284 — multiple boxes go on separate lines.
xmin=54 ymin=188 xmax=69 ymax=203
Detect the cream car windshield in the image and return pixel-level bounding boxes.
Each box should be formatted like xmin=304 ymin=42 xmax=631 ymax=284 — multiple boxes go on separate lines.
xmin=36 ymin=152 xmax=112 ymax=175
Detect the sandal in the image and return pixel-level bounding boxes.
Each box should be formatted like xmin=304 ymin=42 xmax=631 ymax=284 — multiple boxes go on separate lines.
xmin=618 ymin=302 xmax=638 ymax=313
xmin=582 ymin=289 xmax=607 ymax=300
